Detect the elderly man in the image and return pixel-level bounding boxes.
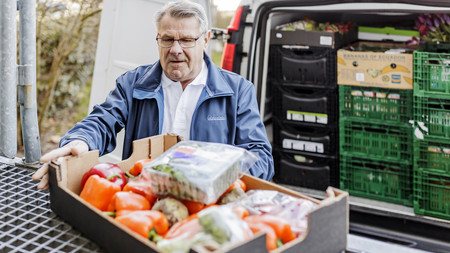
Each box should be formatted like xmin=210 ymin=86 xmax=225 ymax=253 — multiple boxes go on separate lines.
xmin=33 ymin=0 xmax=274 ymax=189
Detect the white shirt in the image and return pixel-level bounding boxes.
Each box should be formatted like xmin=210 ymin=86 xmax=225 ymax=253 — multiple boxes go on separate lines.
xmin=161 ymin=62 xmax=208 ymax=140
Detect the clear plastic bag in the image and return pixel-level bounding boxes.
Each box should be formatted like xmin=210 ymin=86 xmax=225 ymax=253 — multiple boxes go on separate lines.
xmin=157 ymin=205 xmax=253 ymax=253
xmin=198 ymin=205 xmax=253 ymax=244
xmin=142 ymin=141 xmax=258 ymax=204
xmin=228 ymin=190 xmax=318 ymax=235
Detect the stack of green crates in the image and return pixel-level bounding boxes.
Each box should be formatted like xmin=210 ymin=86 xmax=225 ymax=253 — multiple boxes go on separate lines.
xmin=339 ymin=85 xmax=414 ymax=206
xmin=413 ymin=48 xmax=450 ymax=220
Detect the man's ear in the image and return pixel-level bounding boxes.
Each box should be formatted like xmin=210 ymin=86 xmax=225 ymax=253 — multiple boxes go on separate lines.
xmin=203 ymin=30 xmax=211 ymax=51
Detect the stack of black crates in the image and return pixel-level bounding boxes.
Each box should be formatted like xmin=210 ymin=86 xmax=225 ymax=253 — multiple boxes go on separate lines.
xmin=268 ymin=26 xmax=358 ymax=190
xmin=412 ymin=44 xmax=450 ymax=220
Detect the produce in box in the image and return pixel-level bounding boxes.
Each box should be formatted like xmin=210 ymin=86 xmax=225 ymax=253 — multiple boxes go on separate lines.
xmin=76 ymin=144 xmax=320 ymax=253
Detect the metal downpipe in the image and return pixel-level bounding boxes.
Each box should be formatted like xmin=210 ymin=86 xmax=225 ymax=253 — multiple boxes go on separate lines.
xmin=0 ymin=0 xmax=18 ymax=158
xmin=18 ymin=0 xmax=41 ymax=163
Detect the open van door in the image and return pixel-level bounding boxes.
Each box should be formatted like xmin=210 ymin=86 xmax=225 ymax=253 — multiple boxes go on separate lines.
xmin=222 ymin=1 xmax=450 ymax=252
xmin=89 ymin=0 xmax=211 ymax=162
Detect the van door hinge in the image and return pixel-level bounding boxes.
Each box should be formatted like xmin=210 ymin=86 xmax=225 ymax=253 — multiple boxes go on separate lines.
xmin=210 ymin=28 xmax=229 ymax=42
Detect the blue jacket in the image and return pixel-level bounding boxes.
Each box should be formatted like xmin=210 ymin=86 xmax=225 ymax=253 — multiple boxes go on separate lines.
xmin=60 ymin=54 xmax=274 ymax=181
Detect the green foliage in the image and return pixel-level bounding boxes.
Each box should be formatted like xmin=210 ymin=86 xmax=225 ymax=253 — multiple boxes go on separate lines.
xmin=211 ymin=50 xmax=223 ymax=67
xmin=36 ymin=0 xmax=102 ymax=133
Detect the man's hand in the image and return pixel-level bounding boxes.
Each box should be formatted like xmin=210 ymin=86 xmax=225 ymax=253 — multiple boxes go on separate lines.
xmin=32 ymin=140 xmax=89 ymax=190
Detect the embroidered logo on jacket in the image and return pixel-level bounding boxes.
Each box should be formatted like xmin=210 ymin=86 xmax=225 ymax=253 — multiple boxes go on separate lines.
xmin=207 ymin=114 xmax=225 ymax=121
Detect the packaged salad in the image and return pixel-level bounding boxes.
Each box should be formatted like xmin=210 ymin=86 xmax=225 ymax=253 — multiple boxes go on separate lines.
xmin=141 ymin=141 xmax=258 ymax=204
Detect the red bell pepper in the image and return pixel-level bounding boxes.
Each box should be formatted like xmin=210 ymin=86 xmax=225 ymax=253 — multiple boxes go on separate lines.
xmin=80 ymin=162 xmax=127 ymax=190
xmin=122 ymin=172 xmax=157 ymax=206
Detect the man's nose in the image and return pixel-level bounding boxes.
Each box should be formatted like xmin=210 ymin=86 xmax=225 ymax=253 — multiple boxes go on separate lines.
xmin=169 ymin=40 xmax=183 ymax=53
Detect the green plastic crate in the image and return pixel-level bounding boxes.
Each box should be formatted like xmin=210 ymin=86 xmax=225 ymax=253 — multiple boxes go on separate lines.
xmin=339 ymin=119 xmax=413 ymax=162
xmin=414 ymin=138 xmax=450 ymax=175
xmin=414 ymin=169 xmax=450 ymax=220
xmin=414 ymin=96 xmax=450 ymax=138
xmin=413 ymin=50 xmax=450 ymax=99
xmin=339 ymin=86 xmax=412 ymax=125
xmin=340 ymin=155 xmax=413 ymax=206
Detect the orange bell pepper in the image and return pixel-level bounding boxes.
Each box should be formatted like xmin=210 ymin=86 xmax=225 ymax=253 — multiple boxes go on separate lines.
xmin=128 ymin=158 xmax=152 ymax=177
xmin=116 ymin=210 xmax=169 ymax=242
xmin=232 ymin=206 xmax=249 ymax=219
xmin=80 ymin=175 xmax=121 ymax=211
xmin=122 ymin=172 xmax=157 ymax=206
xmin=246 ymin=221 xmax=280 ymax=251
xmin=181 ymin=200 xmax=205 ymax=215
xmin=244 ymin=215 xmax=296 ymax=244
xmin=221 ymin=178 xmax=247 ymax=198
xmin=164 ymin=213 xmax=201 ymax=239
xmin=107 ymin=191 xmax=150 ymax=213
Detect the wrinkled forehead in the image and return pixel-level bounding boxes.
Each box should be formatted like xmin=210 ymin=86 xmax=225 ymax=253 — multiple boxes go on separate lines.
xmin=158 ymin=15 xmax=201 ymax=37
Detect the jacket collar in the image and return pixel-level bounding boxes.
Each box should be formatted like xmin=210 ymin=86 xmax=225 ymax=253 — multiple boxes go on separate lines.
xmin=135 ymin=53 xmax=233 ymax=97
xmin=203 ymin=53 xmax=234 ymax=96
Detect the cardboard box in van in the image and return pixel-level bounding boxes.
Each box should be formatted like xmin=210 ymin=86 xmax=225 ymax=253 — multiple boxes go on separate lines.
xmin=48 ymin=134 xmax=349 ymax=253
xmin=337 ymin=42 xmax=417 ymax=89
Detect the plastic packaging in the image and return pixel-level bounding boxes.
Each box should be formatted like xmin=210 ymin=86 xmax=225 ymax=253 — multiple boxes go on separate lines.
xmin=198 ymin=205 xmax=253 ymax=244
xmin=142 ymin=141 xmax=258 ymax=204
xmin=157 ymin=206 xmax=253 ymax=253
xmin=228 ymin=190 xmax=318 ymax=235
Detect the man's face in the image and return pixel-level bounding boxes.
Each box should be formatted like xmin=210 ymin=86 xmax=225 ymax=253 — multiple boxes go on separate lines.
xmin=158 ymin=15 xmax=209 ymax=86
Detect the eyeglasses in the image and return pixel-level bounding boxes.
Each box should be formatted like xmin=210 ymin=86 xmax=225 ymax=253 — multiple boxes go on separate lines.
xmin=156 ymin=33 xmax=204 ymax=48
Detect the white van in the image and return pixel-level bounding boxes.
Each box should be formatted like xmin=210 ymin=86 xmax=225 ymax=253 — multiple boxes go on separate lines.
xmin=220 ymin=1 xmax=450 ymax=252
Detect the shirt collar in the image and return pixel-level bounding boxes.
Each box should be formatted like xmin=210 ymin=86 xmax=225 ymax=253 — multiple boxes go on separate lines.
xmin=161 ymin=61 xmax=208 ymax=88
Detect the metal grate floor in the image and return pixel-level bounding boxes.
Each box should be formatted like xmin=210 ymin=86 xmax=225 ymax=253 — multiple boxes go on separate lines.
xmin=0 ymin=163 xmax=102 ymax=253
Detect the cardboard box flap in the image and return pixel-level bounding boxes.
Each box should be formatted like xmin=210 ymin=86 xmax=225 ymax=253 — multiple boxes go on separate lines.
xmin=52 ymin=150 xmax=99 ymax=194
xmin=118 ymin=134 xmax=180 ymax=172
xmin=53 ymin=134 xmax=181 ymax=195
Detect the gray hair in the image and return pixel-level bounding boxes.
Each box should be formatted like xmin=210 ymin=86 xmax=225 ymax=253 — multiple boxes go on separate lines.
xmin=155 ymin=0 xmax=209 ymax=34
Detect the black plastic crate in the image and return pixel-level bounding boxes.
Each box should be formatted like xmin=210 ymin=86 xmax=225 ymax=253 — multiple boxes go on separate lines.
xmin=273 ymin=118 xmax=338 ymax=156
xmin=272 ymin=83 xmax=338 ymax=126
xmin=272 ymin=147 xmax=338 ymax=190
xmin=269 ymin=45 xmax=337 ymax=87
